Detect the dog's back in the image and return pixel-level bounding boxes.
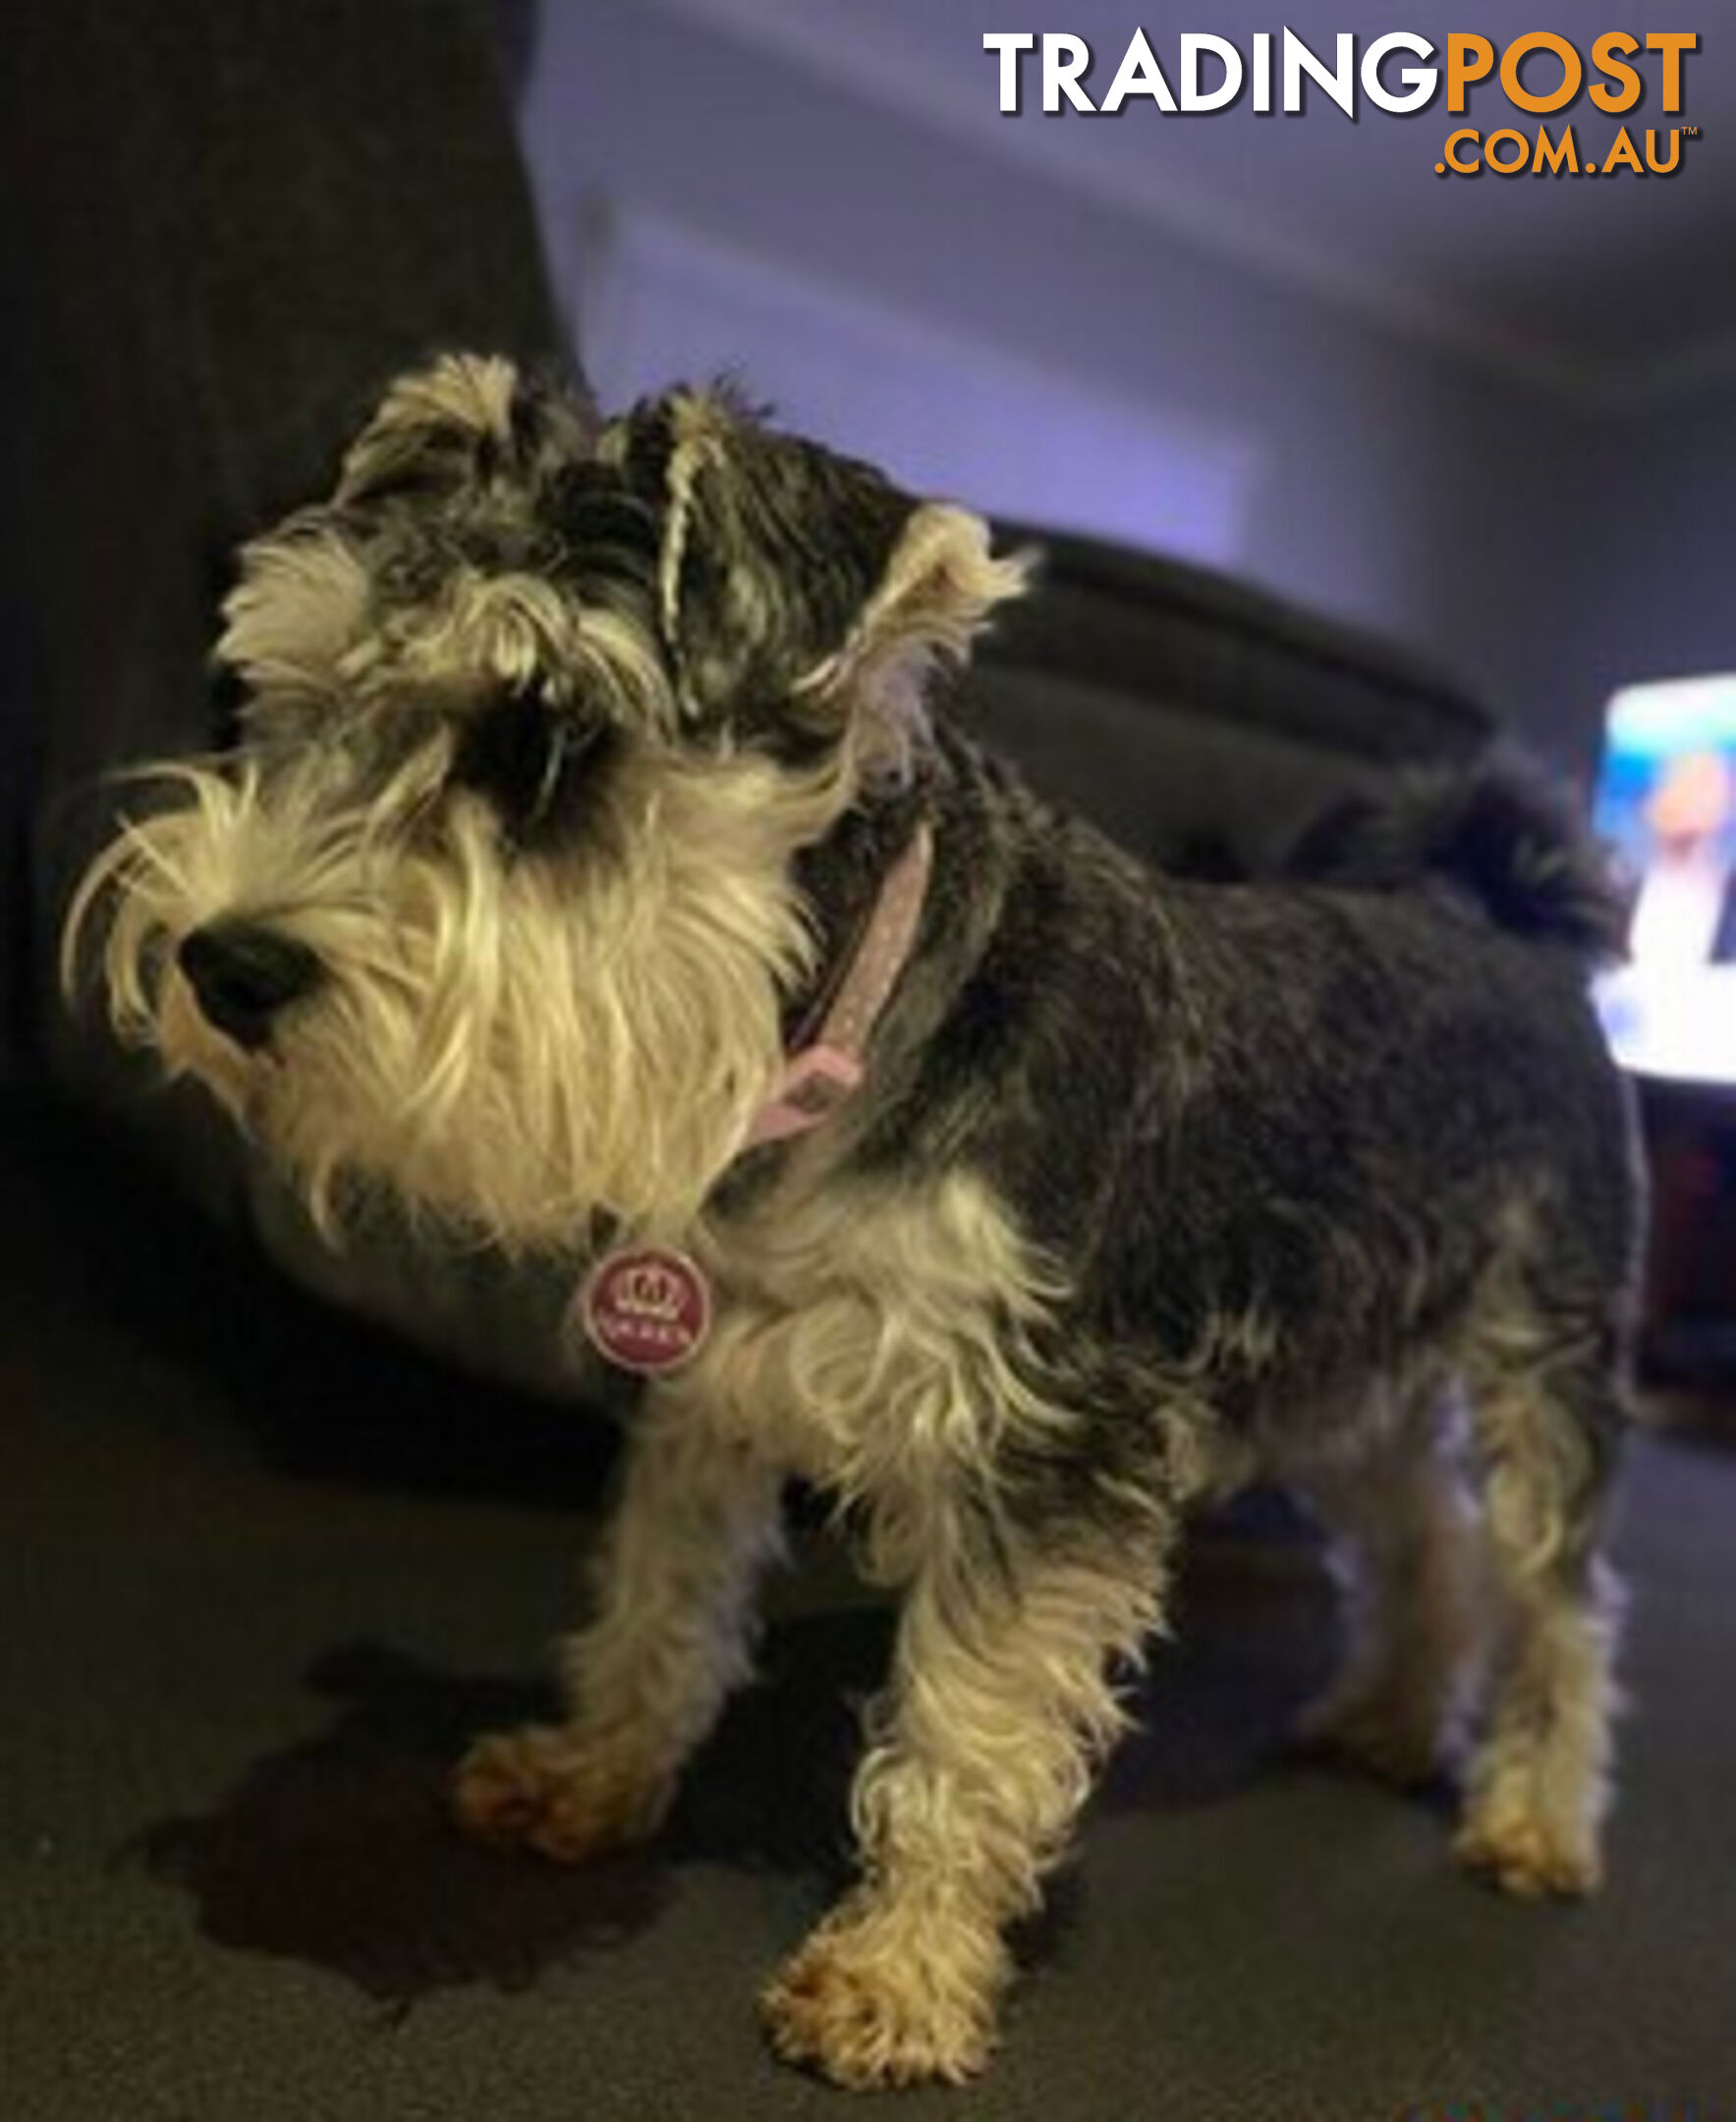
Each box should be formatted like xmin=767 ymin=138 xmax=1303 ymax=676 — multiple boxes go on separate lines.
xmin=897 ymin=736 xmax=1640 ymax=1418
xmin=1283 ymin=754 xmax=1627 ymax=959
xmin=1158 ymin=765 xmax=1636 ymax=1378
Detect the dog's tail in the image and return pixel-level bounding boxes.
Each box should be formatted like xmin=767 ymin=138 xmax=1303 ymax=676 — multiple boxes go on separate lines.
xmin=1285 ymin=755 xmax=1625 ymax=961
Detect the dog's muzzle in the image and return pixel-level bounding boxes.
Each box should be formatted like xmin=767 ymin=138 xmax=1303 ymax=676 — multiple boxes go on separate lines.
xmin=177 ymin=922 xmax=322 ymax=1051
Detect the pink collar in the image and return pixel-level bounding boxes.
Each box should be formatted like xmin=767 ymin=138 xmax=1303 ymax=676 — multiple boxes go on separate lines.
xmin=744 ymin=823 xmax=934 ymax=1149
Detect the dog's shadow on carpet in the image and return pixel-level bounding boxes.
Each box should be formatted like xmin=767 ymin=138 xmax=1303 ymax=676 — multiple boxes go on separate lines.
xmin=128 ymin=1531 xmax=1339 ymax=2012
xmin=128 ymin=1613 xmax=889 ymax=2011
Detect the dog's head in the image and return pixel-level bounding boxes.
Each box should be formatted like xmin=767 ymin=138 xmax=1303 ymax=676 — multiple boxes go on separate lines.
xmin=64 ymin=355 xmax=1026 ymax=1247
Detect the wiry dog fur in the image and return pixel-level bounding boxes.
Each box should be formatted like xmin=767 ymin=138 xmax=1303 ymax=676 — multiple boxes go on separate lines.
xmin=66 ymin=354 xmax=1642 ymax=2090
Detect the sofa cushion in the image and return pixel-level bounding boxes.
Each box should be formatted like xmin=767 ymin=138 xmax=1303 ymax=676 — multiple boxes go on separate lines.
xmin=965 ymin=525 xmax=1492 ymax=872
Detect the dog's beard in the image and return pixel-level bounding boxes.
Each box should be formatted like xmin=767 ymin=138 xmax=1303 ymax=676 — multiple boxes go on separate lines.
xmin=66 ymin=742 xmax=842 ymax=1252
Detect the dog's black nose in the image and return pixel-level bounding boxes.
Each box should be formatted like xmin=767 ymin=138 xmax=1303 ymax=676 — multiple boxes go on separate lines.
xmin=177 ymin=922 xmax=321 ymax=1050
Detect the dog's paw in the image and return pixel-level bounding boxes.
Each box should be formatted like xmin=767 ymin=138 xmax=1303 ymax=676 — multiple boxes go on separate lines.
xmin=759 ymin=1902 xmax=1001 ymax=2090
xmin=1453 ymin=1799 xmax=1602 ymax=1899
xmin=1295 ymin=1687 xmax=1448 ymax=1791
xmin=450 ymin=1723 xmax=673 ymax=1863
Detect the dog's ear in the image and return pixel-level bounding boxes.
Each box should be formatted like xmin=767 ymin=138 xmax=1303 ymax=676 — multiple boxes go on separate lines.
xmin=604 ymin=387 xmax=1029 ymax=736
xmin=335 ymin=354 xmax=599 ymax=509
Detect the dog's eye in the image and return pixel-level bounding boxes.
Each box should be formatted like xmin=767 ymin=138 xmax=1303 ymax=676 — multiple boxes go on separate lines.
xmin=452 ymin=686 xmax=611 ymax=842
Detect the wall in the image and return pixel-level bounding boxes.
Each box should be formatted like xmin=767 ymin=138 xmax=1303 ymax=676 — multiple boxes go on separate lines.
xmin=516 ymin=1 xmax=1661 ymax=775
xmin=1580 ymin=387 xmax=1736 ymax=704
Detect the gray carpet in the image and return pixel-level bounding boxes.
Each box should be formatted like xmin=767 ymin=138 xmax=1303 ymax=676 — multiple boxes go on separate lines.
xmin=4 ymin=1087 xmax=1734 ymax=2121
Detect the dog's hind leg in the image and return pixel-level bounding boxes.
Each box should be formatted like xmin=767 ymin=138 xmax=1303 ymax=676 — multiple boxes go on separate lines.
xmin=1454 ymin=1296 xmax=1629 ymax=1898
xmin=1298 ymin=1391 xmax=1488 ymax=1789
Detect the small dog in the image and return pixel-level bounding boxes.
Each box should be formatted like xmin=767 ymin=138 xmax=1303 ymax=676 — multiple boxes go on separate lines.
xmin=66 ymin=355 xmax=1641 ymax=2089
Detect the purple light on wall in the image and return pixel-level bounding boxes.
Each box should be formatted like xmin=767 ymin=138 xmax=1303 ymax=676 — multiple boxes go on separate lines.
xmin=580 ymin=207 xmax=1260 ymax=563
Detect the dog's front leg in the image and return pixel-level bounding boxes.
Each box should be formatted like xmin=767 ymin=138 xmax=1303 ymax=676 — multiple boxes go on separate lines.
xmin=453 ymin=1400 xmax=784 ymax=1862
xmin=761 ymin=1520 xmax=1162 ymax=2088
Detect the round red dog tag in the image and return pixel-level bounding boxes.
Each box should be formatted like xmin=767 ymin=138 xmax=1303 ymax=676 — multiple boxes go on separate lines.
xmin=575 ymin=1246 xmax=712 ymax=1375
